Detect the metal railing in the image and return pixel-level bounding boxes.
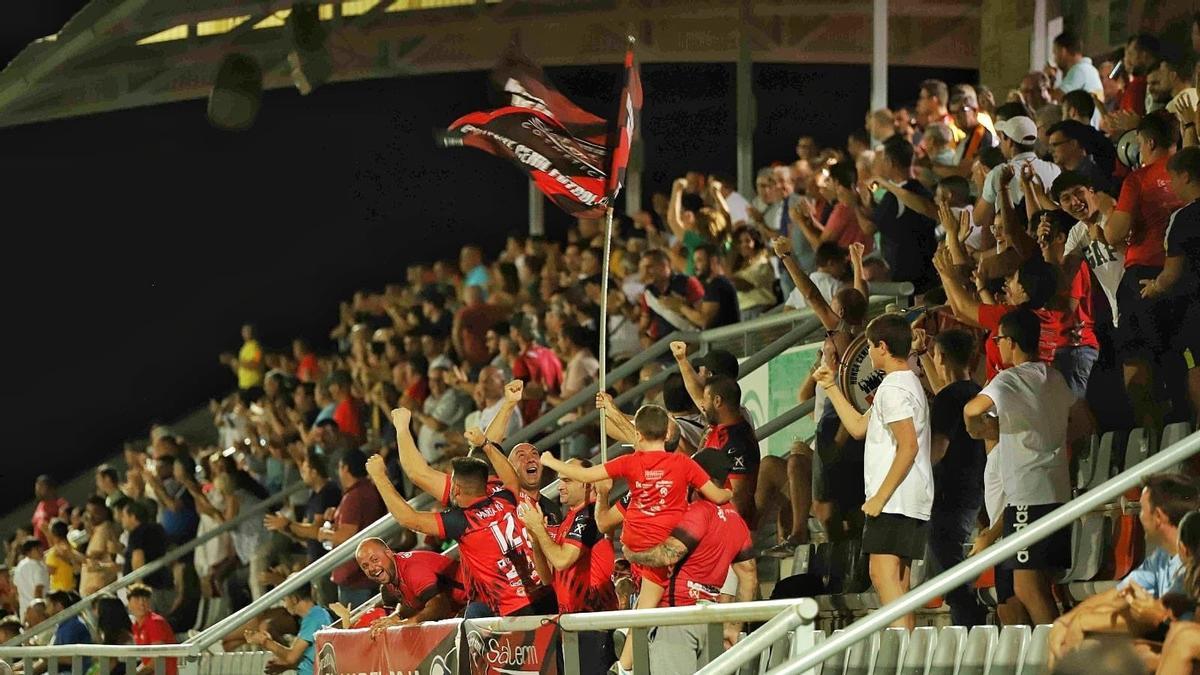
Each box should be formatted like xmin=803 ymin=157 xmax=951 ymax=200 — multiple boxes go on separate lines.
xmin=0 ymin=287 xmax=908 ymax=672
xmin=5 ymin=480 xmax=308 ymax=648
xmin=702 ymin=427 xmax=1200 ymax=675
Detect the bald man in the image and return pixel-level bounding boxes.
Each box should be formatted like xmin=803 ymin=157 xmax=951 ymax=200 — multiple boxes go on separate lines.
xmin=354 ymin=538 xmax=466 ymax=636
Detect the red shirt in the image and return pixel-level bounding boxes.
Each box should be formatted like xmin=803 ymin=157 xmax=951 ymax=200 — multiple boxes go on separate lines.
xmin=820 ymin=203 xmax=874 ymax=253
xmin=977 ymin=304 xmax=1066 ymax=379
xmin=1115 ymin=155 xmax=1184 ymax=268
xmin=404 ymin=377 xmax=430 ymax=407
xmin=436 ymin=488 xmax=543 ymax=616
xmin=332 ymin=397 xmax=364 ymax=443
xmin=296 ymin=353 xmax=319 ymax=383
xmin=381 ymin=550 xmax=468 ymax=612
xmin=1120 ymin=76 xmax=1147 ymax=115
xmin=456 ymin=304 xmax=503 ymax=368
xmin=604 ymin=451 xmax=710 ymax=551
xmin=511 ymin=344 xmax=564 ymax=422
xmin=550 ymin=503 xmax=617 ymax=613
xmin=640 ymin=274 xmax=706 ymax=340
xmin=1065 ymin=261 xmax=1100 ymax=349
xmin=331 ymin=479 xmax=387 ymax=588
xmin=133 ymin=612 xmax=178 ymax=675
xmin=32 ymin=498 xmax=68 ymax=546
xmin=661 ymin=501 xmax=754 ymax=608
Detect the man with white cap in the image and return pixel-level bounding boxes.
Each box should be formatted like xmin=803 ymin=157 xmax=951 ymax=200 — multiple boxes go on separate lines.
xmin=973 ymin=115 xmax=1063 ymax=237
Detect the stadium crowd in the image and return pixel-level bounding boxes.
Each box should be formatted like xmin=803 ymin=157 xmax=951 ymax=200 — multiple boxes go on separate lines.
xmin=6 ymin=17 xmax=1200 ymax=675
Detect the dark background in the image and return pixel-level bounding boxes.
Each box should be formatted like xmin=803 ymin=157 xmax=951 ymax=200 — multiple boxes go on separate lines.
xmin=0 ymin=3 xmax=973 ymax=514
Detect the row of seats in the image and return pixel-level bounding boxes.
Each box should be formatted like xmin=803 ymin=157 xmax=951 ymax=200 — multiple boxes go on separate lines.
xmin=755 ymin=624 xmax=1051 ymax=675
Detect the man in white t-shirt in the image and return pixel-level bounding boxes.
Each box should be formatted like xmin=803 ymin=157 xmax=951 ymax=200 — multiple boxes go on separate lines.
xmin=964 ymin=307 xmax=1092 ymax=625
xmin=13 ymin=538 xmax=49 ymax=616
xmin=785 ymin=242 xmax=849 ymax=311
xmin=815 ymin=313 xmax=933 ymax=631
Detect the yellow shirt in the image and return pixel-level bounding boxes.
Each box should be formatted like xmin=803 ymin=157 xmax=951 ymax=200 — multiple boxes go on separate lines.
xmin=237 ymin=339 xmax=263 ymax=389
xmin=44 ymin=549 xmax=76 ymax=592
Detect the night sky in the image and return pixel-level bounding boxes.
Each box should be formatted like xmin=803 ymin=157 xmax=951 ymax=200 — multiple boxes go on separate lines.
xmin=0 ymin=2 xmax=972 ymax=515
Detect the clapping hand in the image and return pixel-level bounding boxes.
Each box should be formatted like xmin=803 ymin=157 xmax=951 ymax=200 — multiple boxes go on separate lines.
xmin=770 ymin=236 xmax=793 ymax=258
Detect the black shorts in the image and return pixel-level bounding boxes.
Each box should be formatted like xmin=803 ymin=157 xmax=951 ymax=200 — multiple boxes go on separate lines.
xmin=1113 ymin=265 xmax=1178 ymax=359
xmin=1000 ymin=503 xmax=1071 ymax=571
xmin=814 ymin=406 xmax=865 ymax=509
xmin=1178 ymin=302 xmax=1200 ymax=369
xmin=861 ymin=513 xmax=929 ymax=560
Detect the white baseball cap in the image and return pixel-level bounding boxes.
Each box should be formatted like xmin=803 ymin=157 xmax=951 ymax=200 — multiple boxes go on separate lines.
xmin=995 ymin=116 xmax=1039 ymax=145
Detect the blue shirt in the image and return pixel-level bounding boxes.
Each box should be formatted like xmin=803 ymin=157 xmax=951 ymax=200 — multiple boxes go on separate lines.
xmin=465 ymin=265 xmax=489 ymax=297
xmin=53 ymin=617 xmax=92 ymax=673
xmin=1118 ymin=547 xmax=1182 ymax=598
xmin=297 ymin=604 xmax=333 ymax=675
xmin=1060 ymin=57 xmax=1104 ymax=96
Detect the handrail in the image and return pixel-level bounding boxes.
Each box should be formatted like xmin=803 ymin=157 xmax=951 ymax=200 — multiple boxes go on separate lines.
xmin=5 ymin=480 xmax=308 ymax=647
xmin=724 ymin=428 xmax=1200 ymax=675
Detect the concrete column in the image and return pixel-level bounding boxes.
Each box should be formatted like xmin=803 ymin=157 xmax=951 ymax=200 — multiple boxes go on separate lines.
xmin=1030 ymin=0 xmax=1048 ymax=72
xmin=736 ymin=1 xmax=755 ymax=198
xmin=871 ymin=0 xmax=888 ymax=111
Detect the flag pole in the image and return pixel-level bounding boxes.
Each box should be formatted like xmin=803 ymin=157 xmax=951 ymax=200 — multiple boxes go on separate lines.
xmin=598 ymin=205 xmax=614 ymax=464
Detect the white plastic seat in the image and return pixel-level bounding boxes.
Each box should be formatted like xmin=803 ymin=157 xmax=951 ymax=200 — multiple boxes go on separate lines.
xmin=990 ymin=625 xmax=1031 ymax=675
xmin=900 ymin=626 xmax=937 ymax=675
xmin=843 ymin=631 xmax=879 ymax=675
xmin=958 ymin=625 xmax=998 ymax=675
xmin=873 ymin=627 xmax=909 ymax=675
xmin=820 ymin=629 xmax=849 ymax=675
xmin=1022 ymin=624 xmax=1053 ymax=675
xmin=928 ymin=626 xmax=966 ymax=675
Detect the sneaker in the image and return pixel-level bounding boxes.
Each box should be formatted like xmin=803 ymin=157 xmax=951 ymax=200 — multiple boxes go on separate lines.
xmin=762 ymin=537 xmax=806 ymax=559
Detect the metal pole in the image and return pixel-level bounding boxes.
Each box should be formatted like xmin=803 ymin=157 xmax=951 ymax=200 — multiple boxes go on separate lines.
xmin=1030 ymin=0 xmax=1048 ymax=74
xmin=871 ymin=0 xmax=888 ymax=111
xmin=736 ymin=316 xmax=824 ymax=378
xmin=767 ymin=430 xmax=1200 ymax=675
xmin=529 ymin=180 xmax=545 ymax=237
xmin=599 ymin=206 xmax=615 ymax=462
xmin=696 ymin=603 xmax=806 ymax=675
xmin=736 ymin=0 xmax=755 ymax=197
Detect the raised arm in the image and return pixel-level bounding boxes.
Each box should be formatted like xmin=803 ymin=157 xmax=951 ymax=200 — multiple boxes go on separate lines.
xmin=670 ymin=341 xmax=707 ymax=412
xmin=470 ymin=428 xmax=521 ymax=496
xmin=932 ymin=246 xmax=983 ymax=327
xmin=666 ymin=178 xmax=689 ymax=240
xmin=485 ymin=380 xmax=524 ymax=444
xmin=365 ymin=455 xmax=440 ymax=536
xmin=593 ymin=481 xmax=625 ymax=534
xmin=877 ymin=178 xmax=936 ymax=219
xmin=963 ymin=394 xmax=1000 ymax=441
xmin=771 ymin=236 xmax=840 ymax=330
xmin=813 ymin=365 xmax=868 ymax=439
xmin=392 ymin=408 xmax=449 ymax=500
xmin=838 ymin=184 xmax=878 ymax=237
xmin=596 ymin=392 xmax=638 ymax=444
xmin=848 ymin=242 xmax=870 ymax=302
xmin=540 ymin=452 xmax=612 ymax=484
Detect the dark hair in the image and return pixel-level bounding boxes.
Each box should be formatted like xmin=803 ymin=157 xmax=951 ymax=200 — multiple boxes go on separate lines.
xmin=1061 ymin=90 xmax=1096 ymax=119
xmin=1053 ymin=31 xmax=1082 ymax=53
xmin=848 ymin=128 xmax=871 ymax=147
xmin=1145 ymin=474 xmax=1200 ymax=526
xmin=1050 ymin=170 xmax=1096 ymax=200
xmin=562 ymin=325 xmax=594 ymax=351
xmin=219 ymin=456 xmax=270 ymax=499
xmin=1137 ymin=111 xmax=1178 ymax=150
xmin=920 ymin=79 xmax=949 ymax=104
xmin=881 ymin=136 xmax=915 ymax=171
xmin=699 ymin=349 xmax=740 ymax=379
xmin=47 ymin=590 xmax=79 ymax=610
xmin=977 ymin=145 xmax=1005 ymax=170
xmin=1160 ymin=44 xmax=1194 ymax=79
xmin=36 ymin=474 xmax=56 ymax=487
xmin=1015 ymin=257 xmax=1059 ymax=309
xmin=111 ymin=496 xmax=132 ymax=515
xmin=94 ymin=595 xmax=133 ymax=645
xmin=662 ymin=373 xmax=696 ymax=414
xmin=828 ymin=161 xmax=857 ymax=190
xmin=126 ymin=583 xmax=153 ymax=600
xmin=1033 ymin=209 xmax=1076 ymax=241
xmin=1046 ymin=119 xmax=1090 ymax=145
xmin=284 ymin=581 xmax=314 ymax=602
xmin=20 ymin=537 xmax=42 ymax=554
xmin=449 ymin=457 xmax=489 ymax=493
xmin=1129 ymin=32 xmax=1161 ymax=57
xmin=339 ymin=448 xmax=369 ymax=479
xmin=122 ymin=500 xmax=149 ymax=525
xmin=694 ymin=242 xmax=721 ymax=260
xmin=998 ymin=306 xmax=1042 ymax=356
xmin=634 ymin=405 xmax=671 ymax=441
xmin=705 ymin=376 xmax=742 ymax=409
xmin=642 ymin=248 xmax=670 ymax=266
xmin=865 ymin=313 xmax=911 ymax=358
xmin=1180 ymin=511 xmax=1200 ymax=599
xmin=1169 ymin=146 xmax=1200 ymax=182
xmin=993 ymin=101 xmax=1028 ymax=123
xmin=937 ymin=176 xmax=971 ymax=206
xmin=175 ymin=453 xmax=196 ymax=479
xmin=305 ymin=448 xmax=331 ymax=479
xmin=0 ymin=615 xmax=22 ymax=637
xmin=932 ymin=329 xmax=976 ymax=370
xmin=835 ymin=288 xmax=869 ymax=326
xmin=97 ymin=465 xmax=120 ymax=485
xmin=85 ymin=495 xmax=112 ymax=522
xmin=49 ymin=519 xmax=68 ymax=540
xmin=814 ymin=242 xmax=848 ymax=268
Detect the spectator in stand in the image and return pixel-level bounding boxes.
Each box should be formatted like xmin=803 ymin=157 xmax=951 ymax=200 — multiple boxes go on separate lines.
xmin=1049 ymin=474 xmax=1200 ymax=664
xmin=80 ymin=497 xmax=122 ymax=596
xmin=43 ymin=521 xmax=82 ymax=594
xmin=917 ymin=79 xmax=962 ymax=137
xmin=913 ymin=328 xmax=987 ymax=626
xmin=244 ymin=581 xmax=332 ymax=675
xmin=30 ymin=476 xmax=68 ymax=547
xmin=784 ymin=243 xmax=850 ymax=311
xmin=847 ymin=136 xmax=938 ymax=293
xmin=726 ymin=226 xmax=776 ymax=320
xmin=319 ymin=449 xmax=386 ymax=608
xmin=12 ymin=539 xmax=47 ymax=616
xmin=460 ymin=245 xmax=489 ymax=294
xmin=143 ymin=454 xmax=199 ymax=548
xmin=1153 ymin=146 xmax=1200 ymax=422
xmin=293 ymin=338 xmax=319 ymax=383
xmin=519 ymin=458 xmax=617 ymax=675
xmin=114 ymin=499 xmax=173 ymax=613
xmin=552 ymin=324 xmax=600 ymax=407
xmin=186 ymin=459 xmax=269 ymax=609
xmin=1061 ymin=89 xmax=1097 ymax=125
xmin=467 ymin=366 xmax=523 ymax=440
xmin=127 ymin=583 xmax=177 ymax=675
xmin=950 ymin=86 xmax=996 ymax=177
xmin=453 ymin=285 xmax=502 ymax=371
xmin=1120 ymin=34 xmax=1160 ymax=116
xmin=354 ymin=539 xmax=466 ymax=634
xmin=1106 ymin=113 xmax=1185 ymax=431
xmin=674 ymin=243 xmax=739 ymax=329
xmin=1048 ymin=31 xmax=1104 ymax=104
xmin=509 ymin=317 xmax=563 ymax=423
xmin=327 ymin=370 xmax=364 ymax=445
xmin=93 ymin=594 xmax=134 ymax=651
xmin=1047 ymin=121 xmax=1115 ymax=195
xmin=37 ymin=591 xmax=90 ymax=675
xmin=94 ymin=466 xmax=125 ymax=511
xmin=638 ymin=248 xmax=704 ymax=340
xmin=1052 ymin=172 xmax=1123 ymax=334
xmin=413 ymin=362 xmax=473 ymax=464
xmin=1018 ymin=71 xmax=1054 ymax=115
xmin=1036 ymin=209 xmax=1102 ymax=398
xmin=0 ymin=615 xmax=22 ymax=643
xmin=966 ymin=308 xmax=1092 ymax=626
xmin=795 ymin=161 xmax=874 ymax=254
xmin=814 ymin=314 xmax=933 ymax=631
xmin=263 ymin=450 xmax=342 ymax=603
xmin=666 ymin=174 xmax=732 ymax=275
xmin=975 ymin=116 xmax=1062 ymax=240
xmin=847 ymin=128 xmax=872 ymax=159
xmin=218 ymin=323 xmax=264 ymax=395
xmin=1155 ymin=509 xmax=1200 ymax=673
xmin=1148 ymin=49 xmax=1196 ymax=123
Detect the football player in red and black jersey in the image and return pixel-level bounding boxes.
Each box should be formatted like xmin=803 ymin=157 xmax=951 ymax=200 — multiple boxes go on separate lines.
xmin=353 ymin=537 xmax=467 ymax=636
xmin=366 ymin=450 xmax=555 ymax=618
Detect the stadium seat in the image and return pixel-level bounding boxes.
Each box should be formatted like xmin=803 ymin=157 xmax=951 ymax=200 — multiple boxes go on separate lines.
xmin=1102 ymin=430 xmax=1131 ymax=476
xmin=873 ymin=627 xmax=909 ymax=675
xmin=199 ymin=649 xmax=273 ymax=675
xmin=1072 ymin=433 xmax=1105 ymax=494
xmin=900 ymin=626 xmax=937 ymax=675
xmin=1162 ymin=422 xmax=1193 ymax=450
xmin=821 ymin=629 xmax=849 ymax=675
xmin=928 ymin=626 xmax=967 ymax=675
xmin=843 ymin=631 xmax=879 ymax=675
xmin=1022 ymin=624 xmax=1053 ymax=675
xmin=989 ymin=625 xmax=1031 ymax=675
xmin=1124 ymin=427 xmax=1157 ymax=471
xmin=910 ymin=558 xmax=927 ymax=588
xmin=1055 ymin=512 xmax=1107 ymax=584
xmin=958 ymin=625 xmax=998 ymax=675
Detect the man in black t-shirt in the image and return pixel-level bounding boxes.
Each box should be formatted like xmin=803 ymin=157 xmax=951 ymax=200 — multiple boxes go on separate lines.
xmin=681 ymin=243 xmax=741 ymax=329
xmin=1155 ymin=148 xmax=1200 ymax=422
xmin=920 ymin=329 xmax=986 ymax=626
xmin=117 ymin=498 xmax=173 ymax=613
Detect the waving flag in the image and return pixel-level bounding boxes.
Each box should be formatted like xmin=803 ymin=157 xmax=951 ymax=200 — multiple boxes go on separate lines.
xmin=440 ymin=40 xmax=640 ymax=217
xmin=605 ymin=41 xmax=642 ymax=201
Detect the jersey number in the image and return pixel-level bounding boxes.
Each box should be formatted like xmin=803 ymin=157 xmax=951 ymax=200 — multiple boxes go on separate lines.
xmin=487 ymin=513 xmax=525 ymax=553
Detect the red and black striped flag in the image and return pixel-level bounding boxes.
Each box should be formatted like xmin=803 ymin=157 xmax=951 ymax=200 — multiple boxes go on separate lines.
xmin=441 ymin=41 xmax=641 ymax=217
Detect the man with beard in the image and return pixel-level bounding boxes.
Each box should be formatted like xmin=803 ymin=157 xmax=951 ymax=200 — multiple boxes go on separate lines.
xmin=354 ymin=538 xmax=466 ymax=635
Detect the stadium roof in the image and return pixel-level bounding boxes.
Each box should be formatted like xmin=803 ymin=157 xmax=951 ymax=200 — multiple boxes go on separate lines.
xmin=0 ymin=0 xmax=981 ymax=129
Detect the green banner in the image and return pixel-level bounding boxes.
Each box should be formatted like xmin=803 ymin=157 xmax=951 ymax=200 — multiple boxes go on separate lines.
xmin=739 ymin=342 xmax=822 ymax=458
